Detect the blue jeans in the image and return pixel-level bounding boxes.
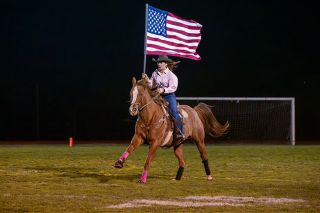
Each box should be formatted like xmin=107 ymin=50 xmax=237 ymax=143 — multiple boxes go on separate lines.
xmin=163 ymin=93 xmax=184 ymax=135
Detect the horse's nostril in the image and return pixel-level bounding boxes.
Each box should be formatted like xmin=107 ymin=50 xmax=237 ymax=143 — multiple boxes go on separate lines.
xmin=129 ymin=105 xmax=138 ymax=116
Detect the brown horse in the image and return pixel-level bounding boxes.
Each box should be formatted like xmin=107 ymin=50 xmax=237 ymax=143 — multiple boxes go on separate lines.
xmin=114 ymin=77 xmax=229 ymax=183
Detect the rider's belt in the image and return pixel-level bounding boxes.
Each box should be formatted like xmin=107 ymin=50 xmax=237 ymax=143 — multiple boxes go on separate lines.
xmin=162 ymin=93 xmax=174 ymax=97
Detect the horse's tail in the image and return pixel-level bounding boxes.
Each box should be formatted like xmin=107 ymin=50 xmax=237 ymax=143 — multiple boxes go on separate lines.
xmin=194 ymin=102 xmax=230 ymax=137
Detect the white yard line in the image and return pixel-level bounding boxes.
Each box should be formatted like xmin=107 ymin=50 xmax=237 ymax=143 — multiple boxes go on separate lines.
xmin=105 ymin=195 xmax=305 ymax=209
xmin=183 ymin=196 xmax=305 ymax=204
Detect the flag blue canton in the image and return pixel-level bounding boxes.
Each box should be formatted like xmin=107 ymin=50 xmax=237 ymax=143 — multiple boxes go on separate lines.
xmin=147 ymin=6 xmax=168 ymax=37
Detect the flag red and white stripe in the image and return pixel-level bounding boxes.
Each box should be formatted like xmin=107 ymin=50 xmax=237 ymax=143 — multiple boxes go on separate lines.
xmin=146 ymin=5 xmax=202 ymax=60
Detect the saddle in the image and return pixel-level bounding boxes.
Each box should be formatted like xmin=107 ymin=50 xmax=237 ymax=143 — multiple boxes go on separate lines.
xmin=159 ymin=101 xmax=185 ymax=148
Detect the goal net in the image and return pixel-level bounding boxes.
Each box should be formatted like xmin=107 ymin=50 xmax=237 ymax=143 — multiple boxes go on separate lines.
xmin=177 ymin=97 xmax=295 ymax=145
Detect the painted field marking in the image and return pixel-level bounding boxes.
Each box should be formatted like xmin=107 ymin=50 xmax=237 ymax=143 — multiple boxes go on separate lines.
xmin=105 ymin=195 xmax=305 ymax=209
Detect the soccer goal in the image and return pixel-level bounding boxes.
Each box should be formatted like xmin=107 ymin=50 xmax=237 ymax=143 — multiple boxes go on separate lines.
xmin=177 ymin=97 xmax=295 ymax=145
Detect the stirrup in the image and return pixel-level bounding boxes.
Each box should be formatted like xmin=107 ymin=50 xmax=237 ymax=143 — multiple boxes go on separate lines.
xmin=174 ymin=133 xmax=185 ymax=147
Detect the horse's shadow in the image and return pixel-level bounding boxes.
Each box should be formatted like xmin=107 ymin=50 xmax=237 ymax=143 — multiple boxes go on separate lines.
xmin=24 ymin=166 xmax=139 ymax=183
xmin=59 ymin=171 xmax=139 ymax=183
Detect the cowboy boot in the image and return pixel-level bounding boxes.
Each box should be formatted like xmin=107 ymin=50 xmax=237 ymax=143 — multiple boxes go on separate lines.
xmin=173 ymin=130 xmax=185 ymax=147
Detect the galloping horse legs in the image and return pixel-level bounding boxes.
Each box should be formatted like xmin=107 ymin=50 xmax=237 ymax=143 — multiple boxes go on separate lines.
xmin=195 ymin=139 xmax=213 ymax=181
xmin=114 ymin=134 xmax=143 ymax=168
xmin=174 ymin=144 xmax=186 ymax=180
xmin=139 ymin=141 xmax=159 ymax=183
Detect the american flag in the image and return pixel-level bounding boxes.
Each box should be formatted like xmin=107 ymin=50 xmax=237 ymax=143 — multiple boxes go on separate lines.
xmin=146 ymin=5 xmax=202 ymax=60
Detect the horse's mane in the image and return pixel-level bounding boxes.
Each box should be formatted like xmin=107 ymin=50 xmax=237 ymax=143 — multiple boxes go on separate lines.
xmin=136 ymin=78 xmax=150 ymax=90
xmin=136 ymin=78 xmax=166 ymax=106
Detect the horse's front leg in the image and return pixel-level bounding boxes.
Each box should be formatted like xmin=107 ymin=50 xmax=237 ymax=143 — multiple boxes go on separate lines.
xmin=114 ymin=134 xmax=143 ymax=168
xmin=139 ymin=141 xmax=159 ymax=183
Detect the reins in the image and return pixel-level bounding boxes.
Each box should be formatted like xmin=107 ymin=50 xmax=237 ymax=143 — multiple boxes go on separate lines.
xmin=136 ymin=93 xmax=165 ymax=130
xmin=138 ymin=93 xmax=160 ymax=113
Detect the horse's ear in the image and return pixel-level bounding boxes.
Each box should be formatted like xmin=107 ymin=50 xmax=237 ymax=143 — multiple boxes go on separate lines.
xmin=132 ymin=77 xmax=137 ymax=86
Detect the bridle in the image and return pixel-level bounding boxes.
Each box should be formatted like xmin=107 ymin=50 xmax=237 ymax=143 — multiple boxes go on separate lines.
xmin=131 ymin=92 xmax=160 ymax=114
xmin=130 ymin=87 xmax=166 ymax=130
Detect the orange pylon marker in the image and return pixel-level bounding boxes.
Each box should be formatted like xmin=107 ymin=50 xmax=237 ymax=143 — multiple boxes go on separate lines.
xmin=69 ymin=137 xmax=73 ymax=147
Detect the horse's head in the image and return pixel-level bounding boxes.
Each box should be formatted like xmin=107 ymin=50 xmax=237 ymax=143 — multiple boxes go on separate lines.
xmin=128 ymin=77 xmax=151 ymax=116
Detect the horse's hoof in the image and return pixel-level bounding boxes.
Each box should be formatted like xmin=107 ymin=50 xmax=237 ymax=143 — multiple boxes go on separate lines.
xmin=138 ymin=179 xmax=146 ymax=184
xmin=114 ymin=160 xmax=123 ymax=168
xmin=207 ymin=175 xmax=213 ymax=181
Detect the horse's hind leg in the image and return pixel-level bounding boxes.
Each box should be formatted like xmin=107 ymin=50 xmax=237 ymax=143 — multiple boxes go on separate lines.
xmin=195 ymin=139 xmax=213 ymax=181
xmin=174 ymin=144 xmax=185 ymax=180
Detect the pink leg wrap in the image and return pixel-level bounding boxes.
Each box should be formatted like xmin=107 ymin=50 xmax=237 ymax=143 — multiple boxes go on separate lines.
xmin=139 ymin=170 xmax=148 ymax=183
xmin=119 ymin=151 xmax=129 ymax=162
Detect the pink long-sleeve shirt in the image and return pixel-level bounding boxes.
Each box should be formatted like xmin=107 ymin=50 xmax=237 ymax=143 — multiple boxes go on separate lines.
xmin=148 ymin=68 xmax=178 ymax=94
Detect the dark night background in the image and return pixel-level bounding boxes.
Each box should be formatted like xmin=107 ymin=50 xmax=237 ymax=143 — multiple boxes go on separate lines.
xmin=1 ymin=1 xmax=319 ymax=142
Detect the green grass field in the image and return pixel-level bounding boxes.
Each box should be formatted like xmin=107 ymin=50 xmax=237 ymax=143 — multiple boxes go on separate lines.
xmin=0 ymin=143 xmax=319 ymax=212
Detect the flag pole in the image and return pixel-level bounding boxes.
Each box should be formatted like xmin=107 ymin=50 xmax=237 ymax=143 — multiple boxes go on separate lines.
xmin=143 ymin=3 xmax=148 ymax=74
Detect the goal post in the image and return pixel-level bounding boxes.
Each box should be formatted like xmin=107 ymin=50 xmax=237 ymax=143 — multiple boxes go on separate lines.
xmin=177 ymin=97 xmax=295 ymax=145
